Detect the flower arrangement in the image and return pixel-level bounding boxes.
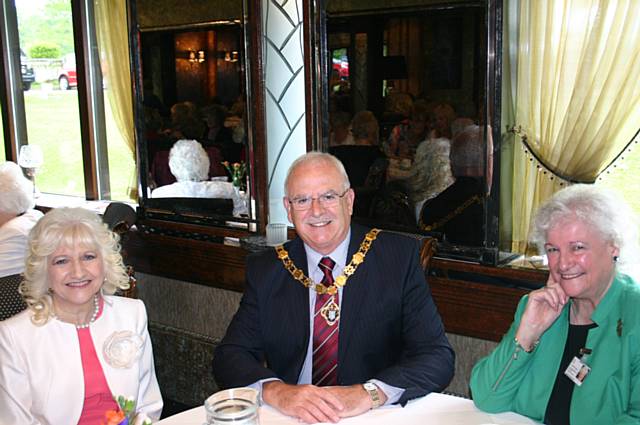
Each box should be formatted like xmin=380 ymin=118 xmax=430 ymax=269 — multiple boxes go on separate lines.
xmin=222 ymin=161 xmax=247 ymax=191
xmin=104 ymin=396 xmax=152 ymax=425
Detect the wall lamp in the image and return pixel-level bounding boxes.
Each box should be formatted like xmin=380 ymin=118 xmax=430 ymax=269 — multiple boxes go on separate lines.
xmin=188 ymin=50 xmax=206 ymax=63
xmin=213 ymin=50 xmax=239 ymax=62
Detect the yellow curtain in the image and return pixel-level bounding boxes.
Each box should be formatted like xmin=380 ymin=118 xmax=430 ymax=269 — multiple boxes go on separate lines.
xmin=510 ymin=0 xmax=640 ymax=253
xmin=93 ymin=0 xmax=136 ymax=195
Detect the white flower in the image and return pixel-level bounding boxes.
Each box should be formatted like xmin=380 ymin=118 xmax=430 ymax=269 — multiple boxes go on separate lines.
xmin=103 ymin=331 xmax=144 ymax=369
xmin=133 ymin=412 xmax=152 ymax=425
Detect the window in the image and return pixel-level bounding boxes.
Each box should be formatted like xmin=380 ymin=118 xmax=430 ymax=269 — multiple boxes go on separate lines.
xmin=596 ymin=135 xmax=640 ymax=216
xmin=1 ymin=0 xmax=135 ymax=201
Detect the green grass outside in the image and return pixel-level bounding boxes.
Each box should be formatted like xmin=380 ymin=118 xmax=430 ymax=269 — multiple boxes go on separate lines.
xmin=21 ymin=88 xmax=135 ymax=200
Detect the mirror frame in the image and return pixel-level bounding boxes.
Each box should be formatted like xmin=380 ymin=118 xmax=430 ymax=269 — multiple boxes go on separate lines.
xmin=127 ymin=0 xmax=268 ymax=234
xmin=306 ymin=0 xmax=502 ymax=264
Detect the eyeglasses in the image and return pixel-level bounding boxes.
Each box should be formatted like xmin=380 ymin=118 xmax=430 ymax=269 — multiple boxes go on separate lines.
xmin=288 ymin=188 xmax=350 ymax=211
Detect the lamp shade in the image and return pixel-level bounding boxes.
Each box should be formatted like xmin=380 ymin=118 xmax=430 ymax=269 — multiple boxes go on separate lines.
xmin=381 ymin=56 xmax=408 ymax=80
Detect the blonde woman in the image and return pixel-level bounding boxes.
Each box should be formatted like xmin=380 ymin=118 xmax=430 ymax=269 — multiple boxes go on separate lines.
xmin=0 ymin=207 xmax=162 ymax=424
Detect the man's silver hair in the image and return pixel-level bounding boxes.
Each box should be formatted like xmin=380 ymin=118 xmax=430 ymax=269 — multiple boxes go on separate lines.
xmin=168 ymin=139 xmax=210 ymax=182
xmin=0 ymin=161 xmax=35 ymax=215
xmin=530 ymin=184 xmax=640 ymax=275
xmin=284 ymin=151 xmax=350 ymax=197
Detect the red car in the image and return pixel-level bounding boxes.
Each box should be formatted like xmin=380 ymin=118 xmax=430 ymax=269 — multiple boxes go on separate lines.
xmin=332 ymin=57 xmax=349 ymax=78
xmin=58 ymin=53 xmax=77 ymax=90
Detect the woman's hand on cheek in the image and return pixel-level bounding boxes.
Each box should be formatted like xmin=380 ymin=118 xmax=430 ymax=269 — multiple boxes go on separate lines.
xmin=515 ymin=275 xmax=568 ymax=350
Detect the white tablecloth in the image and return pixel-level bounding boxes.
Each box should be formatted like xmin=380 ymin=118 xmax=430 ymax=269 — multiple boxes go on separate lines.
xmin=157 ymin=392 xmax=537 ymax=424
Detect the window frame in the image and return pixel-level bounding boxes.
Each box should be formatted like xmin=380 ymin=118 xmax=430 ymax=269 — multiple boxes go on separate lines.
xmin=0 ymin=0 xmax=112 ymax=201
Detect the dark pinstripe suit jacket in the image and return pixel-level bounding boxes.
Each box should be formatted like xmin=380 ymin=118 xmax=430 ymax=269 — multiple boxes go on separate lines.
xmin=213 ymin=223 xmax=454 ymax=404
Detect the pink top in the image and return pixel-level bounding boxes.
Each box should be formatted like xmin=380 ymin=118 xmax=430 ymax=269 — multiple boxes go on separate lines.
xmin=77 ymin=298 xmax=119 ymax=425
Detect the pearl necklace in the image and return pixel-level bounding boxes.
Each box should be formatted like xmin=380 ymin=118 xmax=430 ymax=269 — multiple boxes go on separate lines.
xmin=53 ymin=295 xmax=100 ymax=329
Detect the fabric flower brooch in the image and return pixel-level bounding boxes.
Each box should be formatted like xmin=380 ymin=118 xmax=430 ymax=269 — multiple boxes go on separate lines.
xmin=103 ymin=331 xmax=144 ymax=369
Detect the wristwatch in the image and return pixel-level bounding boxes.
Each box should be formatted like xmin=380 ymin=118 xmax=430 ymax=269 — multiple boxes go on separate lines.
xmin=363 ymin=382 xmax=381 ymax=409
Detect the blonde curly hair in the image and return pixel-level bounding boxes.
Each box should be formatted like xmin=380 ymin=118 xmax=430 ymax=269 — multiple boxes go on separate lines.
xmin=19 ymin=207 xmax=130 ymax=326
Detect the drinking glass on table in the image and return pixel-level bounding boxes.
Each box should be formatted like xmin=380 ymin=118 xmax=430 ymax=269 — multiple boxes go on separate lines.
xmin=204 ymin=387 xmax=259 ymax=424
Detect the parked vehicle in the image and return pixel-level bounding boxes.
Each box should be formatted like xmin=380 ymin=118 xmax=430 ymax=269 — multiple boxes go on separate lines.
xmin=58 ymin=53 xmax=77 ymax=90
xmin=20 ymin=50 xmax=35 ymax=91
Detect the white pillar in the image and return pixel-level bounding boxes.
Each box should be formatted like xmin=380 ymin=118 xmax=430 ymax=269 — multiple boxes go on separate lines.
xmin=262 ymin=0 xmax=307 ymax=225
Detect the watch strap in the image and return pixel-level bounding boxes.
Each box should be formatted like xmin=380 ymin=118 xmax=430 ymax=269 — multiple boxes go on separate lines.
xmin=363 ymin=382 xmax=381 ymax=408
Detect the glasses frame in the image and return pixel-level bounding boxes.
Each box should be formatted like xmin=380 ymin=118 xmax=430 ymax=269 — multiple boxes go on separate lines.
xmin=287 ymin=187 xmax=350 ymax=211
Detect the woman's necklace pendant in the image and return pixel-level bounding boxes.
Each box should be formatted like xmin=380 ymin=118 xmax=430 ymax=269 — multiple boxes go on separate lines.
xmin=321 ymin=297 xmax=340 ymax=326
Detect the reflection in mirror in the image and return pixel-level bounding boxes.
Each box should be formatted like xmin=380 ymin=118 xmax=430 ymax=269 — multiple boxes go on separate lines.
xmin=137 ymin=21 xmax=252 ymax=223
xmin=127 ymin=0 xmax=256 ymax=230
xmin=323 ymin=2 xmax=491 ymax=254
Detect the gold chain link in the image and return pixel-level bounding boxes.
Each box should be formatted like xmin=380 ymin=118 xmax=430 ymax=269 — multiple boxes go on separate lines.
xmin=276 ymin=228 xmax=380 ymax=295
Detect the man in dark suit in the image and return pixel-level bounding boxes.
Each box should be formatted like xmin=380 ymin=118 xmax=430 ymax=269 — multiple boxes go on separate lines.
xmin=213 ymin=152 xmax=454 ymax=423
xmin=419 ymin=125 xmax=484 ymax=246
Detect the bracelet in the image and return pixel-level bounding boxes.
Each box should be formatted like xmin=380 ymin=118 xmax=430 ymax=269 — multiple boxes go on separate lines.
xmin=514 ymin=337 xmax=539 ymax=353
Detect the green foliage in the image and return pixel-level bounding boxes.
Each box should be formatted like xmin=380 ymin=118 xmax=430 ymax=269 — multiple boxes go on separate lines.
xmin=16 ymin=0 xmax=74 ymax=57
xmin=29 ymin=43 xmax=60 ymax=59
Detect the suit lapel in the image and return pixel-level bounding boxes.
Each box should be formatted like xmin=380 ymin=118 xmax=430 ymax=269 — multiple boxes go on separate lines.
xmin=338 ymin=225 xmax=371 ymax=368
xmin=281 ymin=238 xmax=311 ymax=377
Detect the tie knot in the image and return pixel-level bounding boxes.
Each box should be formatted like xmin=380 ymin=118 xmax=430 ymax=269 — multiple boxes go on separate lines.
xmin=319 ymin=256 xmax=335 ymax=272
xmin=318 ymin=257 xmax=336 ymax=286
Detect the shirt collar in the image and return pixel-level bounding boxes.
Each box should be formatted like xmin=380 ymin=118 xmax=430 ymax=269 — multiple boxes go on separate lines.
xmin=304 ymin=228 xmax=351 ymax=279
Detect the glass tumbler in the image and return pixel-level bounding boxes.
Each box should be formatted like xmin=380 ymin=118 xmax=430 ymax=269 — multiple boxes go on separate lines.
xmin=204 ymin=387 xmax=259 ymax=424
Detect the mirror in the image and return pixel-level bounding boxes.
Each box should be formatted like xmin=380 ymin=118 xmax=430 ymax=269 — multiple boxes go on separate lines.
xmin=318 ymin=0 xmax=499 ymax=262
xmin=130 ymin=0 xmax=255 ymax=228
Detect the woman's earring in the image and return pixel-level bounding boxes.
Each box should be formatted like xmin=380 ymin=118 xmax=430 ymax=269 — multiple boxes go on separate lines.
xmin=47 ymin=288 xmax=54 ymax=294
xmin=613 ymin=255 xmax=619 ymax=263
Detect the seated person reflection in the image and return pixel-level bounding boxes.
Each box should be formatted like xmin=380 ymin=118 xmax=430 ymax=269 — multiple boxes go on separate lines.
xmin=0 ymin=161 xmax=43 ymax=277
xmin=0 ymin=207 xmax=162 ymax=424
xmin=408 ymin=137 xmax=454 ymax=221
xmin=419 ymin=125 xmax=484 ymax=246
xmin=151 ymin=139 xmax=246 ymax=216
xmin=328 ymin=110 xmax=354 ymax=147
xmin=428 ymin=102 xmax=456 ymax=140
xmin=213 ymin=152 xmax=454 ymax=424
xmin=330 ymin=111 xmax=386 ymax=217
xmin=329 ymin=111 xmax=385 ymax=187
xmin=165 ymin=101 xmax=204 ymax=141
xmin=385 ymin=100 xmax=431 ymax=159
xmin=201 ymin=104 xmax=242 ymax=164
xmin=470 ymin=185 xmax=640 ymax=424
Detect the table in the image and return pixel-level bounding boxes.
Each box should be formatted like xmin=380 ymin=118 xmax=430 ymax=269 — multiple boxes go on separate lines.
xmin=157 ymin=392 xmax=537 ymax=424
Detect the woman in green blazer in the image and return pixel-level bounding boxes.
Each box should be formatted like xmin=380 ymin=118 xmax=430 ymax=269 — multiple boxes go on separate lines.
xmin=471 ymin=184 xmax=640 ymax=424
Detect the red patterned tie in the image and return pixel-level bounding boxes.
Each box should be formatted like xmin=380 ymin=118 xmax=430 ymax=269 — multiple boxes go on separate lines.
xmin=312 ymin=256 xmax=339 ymax=386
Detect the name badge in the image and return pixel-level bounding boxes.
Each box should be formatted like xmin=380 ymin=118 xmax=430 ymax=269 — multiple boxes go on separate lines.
xmin=564 ymin=356 xmax=590 ymax=386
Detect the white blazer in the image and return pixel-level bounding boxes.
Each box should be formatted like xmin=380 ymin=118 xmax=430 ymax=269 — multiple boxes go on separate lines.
xmin=0 ymin=295 xmax=163 ymax=424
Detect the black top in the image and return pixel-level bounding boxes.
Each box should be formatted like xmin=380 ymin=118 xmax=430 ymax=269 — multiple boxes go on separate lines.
xmin=329 ymin=145 xmax=386 ymax=187
xmin=544 ymin=321 xmax=598 ymax=425
xmin=419 ymin=176 xmax=484 ymax=246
